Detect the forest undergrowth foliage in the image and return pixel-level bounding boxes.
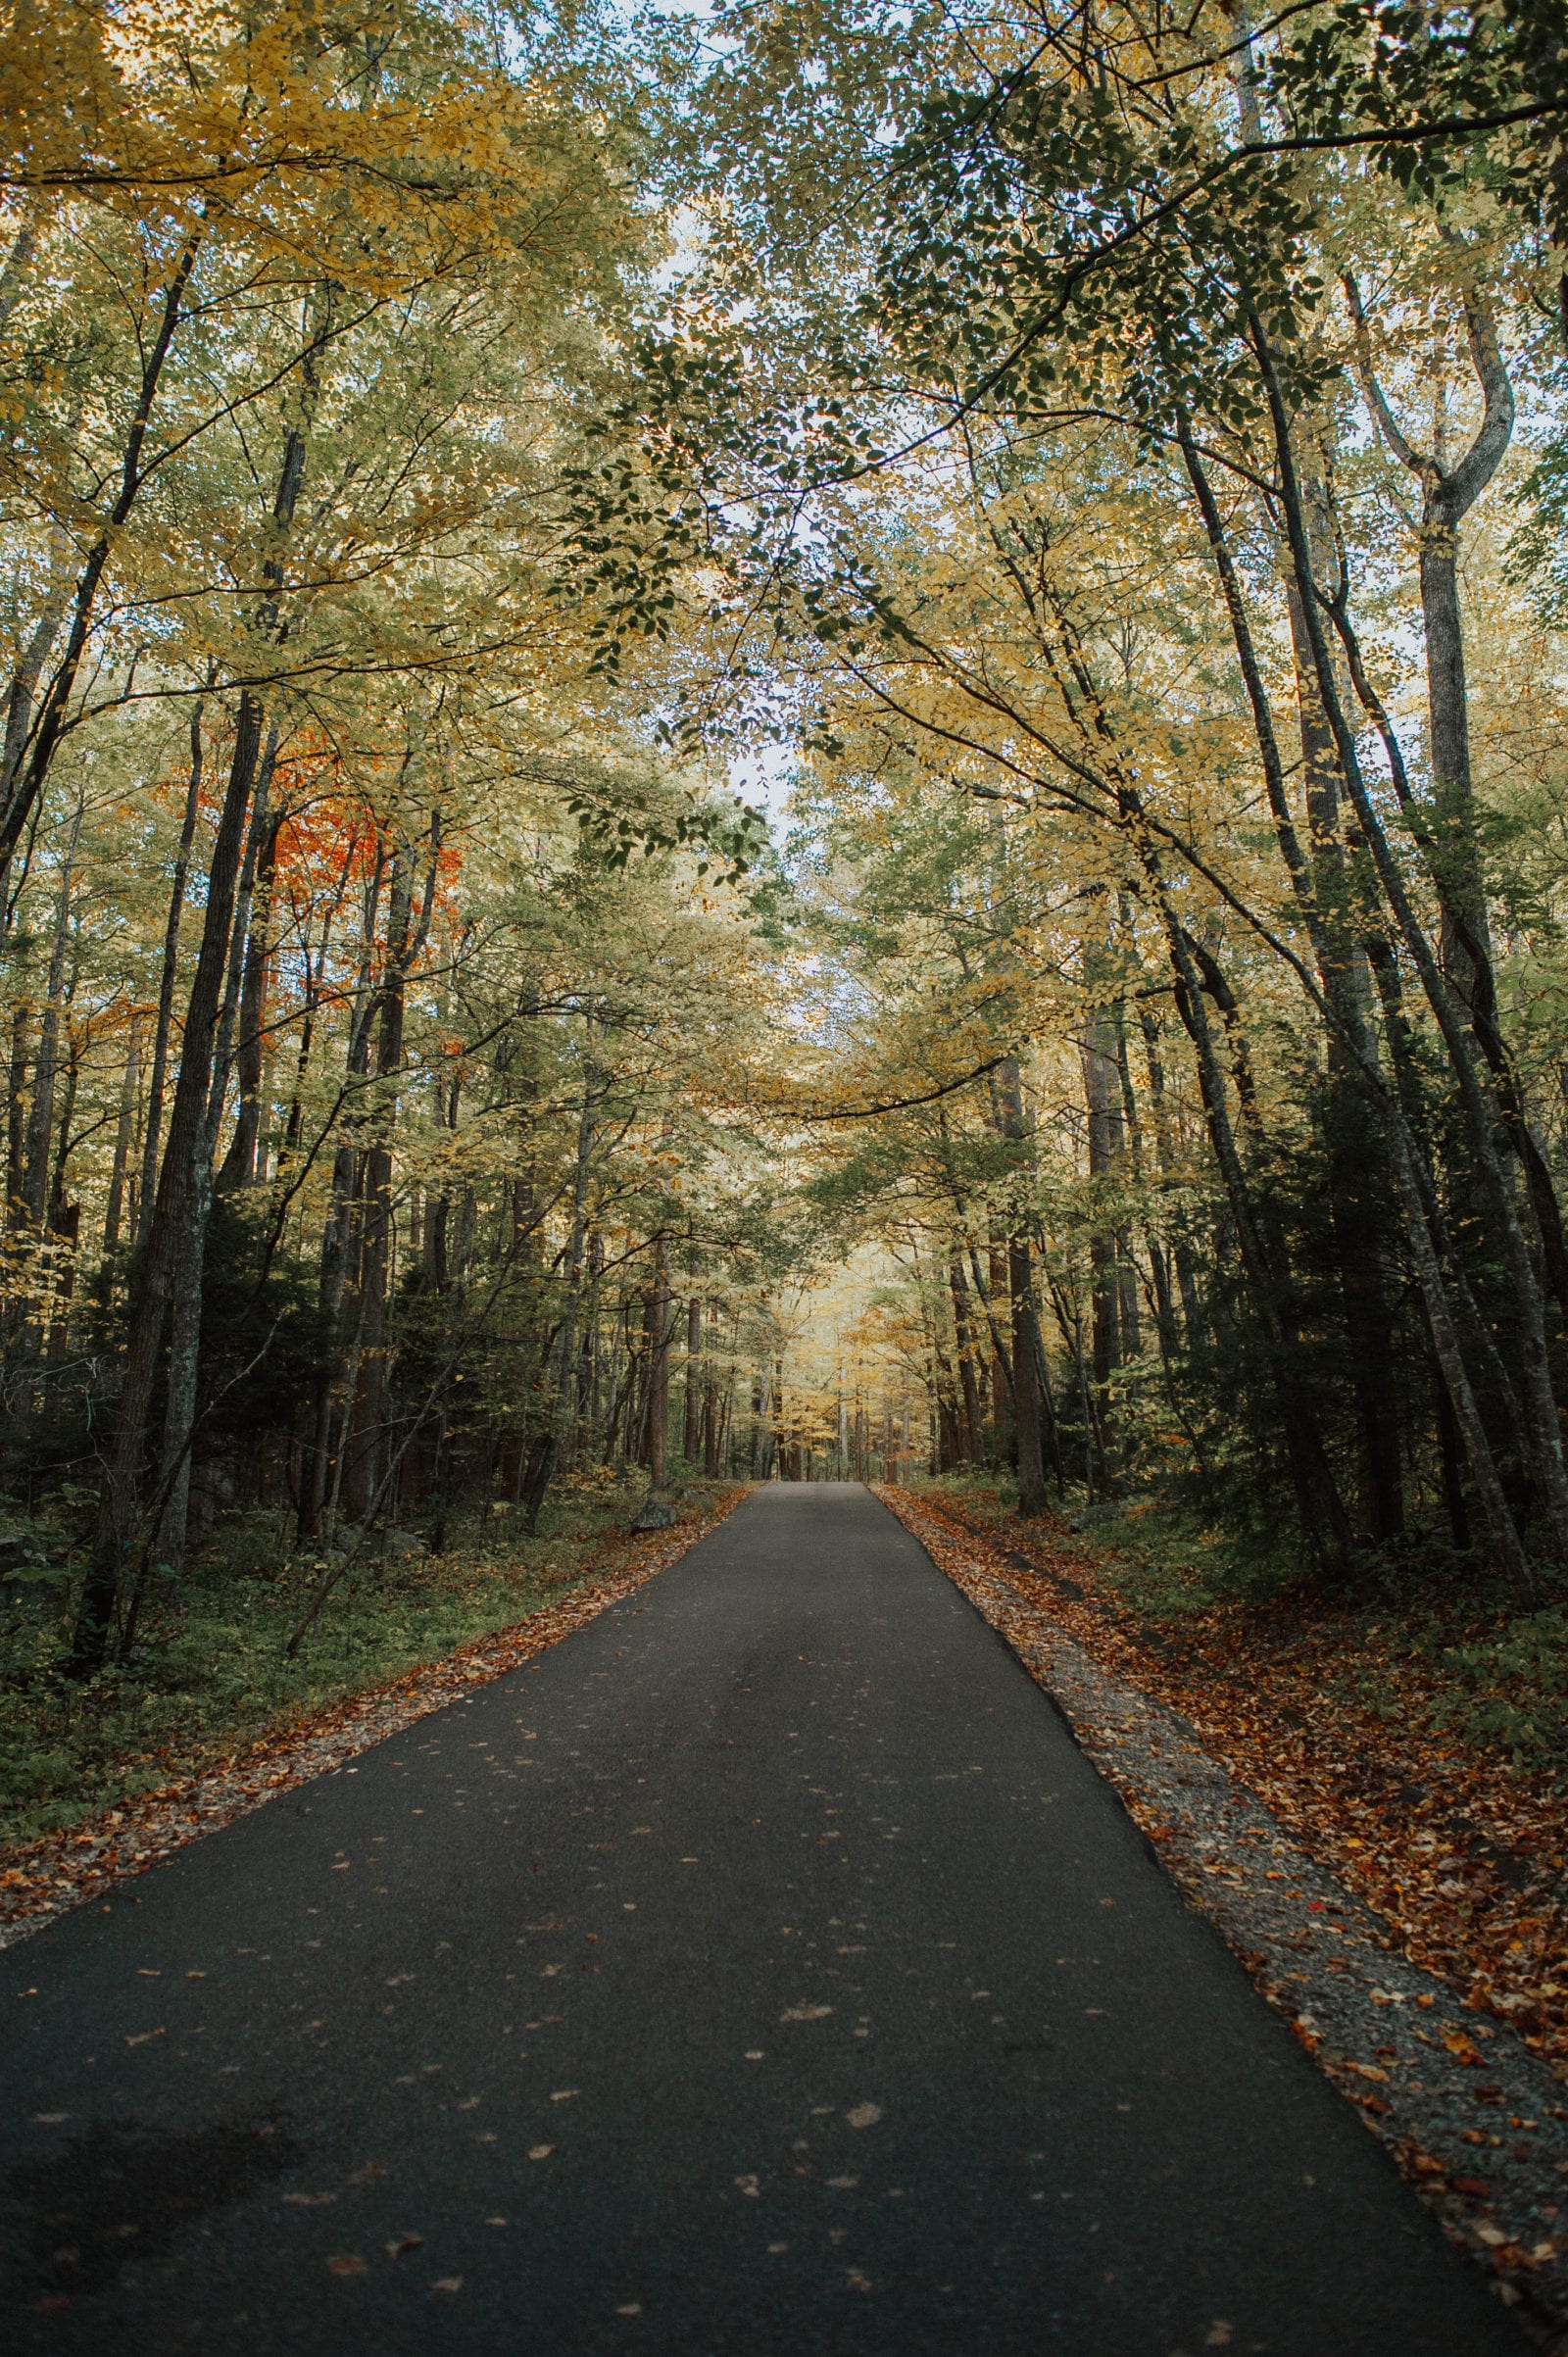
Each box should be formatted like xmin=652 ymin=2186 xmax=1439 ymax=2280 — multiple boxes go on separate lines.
xmin=7 ymin=0 xmax=1568 ymax=1808
xmin=0 ymin=1471 xmax=739 ymax=1847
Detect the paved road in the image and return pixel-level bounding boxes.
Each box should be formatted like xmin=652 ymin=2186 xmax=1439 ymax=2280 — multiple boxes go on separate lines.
xmin=1 ymin=1484 xmax=1526 ymax=2354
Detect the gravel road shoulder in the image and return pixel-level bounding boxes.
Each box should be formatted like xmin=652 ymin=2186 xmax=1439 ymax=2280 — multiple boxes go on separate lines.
xmin=876 ymin=1484 xmax=1568 ymax=2350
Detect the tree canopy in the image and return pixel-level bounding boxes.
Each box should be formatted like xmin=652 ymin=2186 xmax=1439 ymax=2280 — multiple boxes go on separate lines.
xmin=4 ymin=0 xmax=1568 ymax=1738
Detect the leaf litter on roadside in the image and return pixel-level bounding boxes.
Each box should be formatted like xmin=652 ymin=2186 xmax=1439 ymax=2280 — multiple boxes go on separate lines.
xmin=0 ymin=1489 xmax=750 ymax=1948
xmin=877 ymin=1484 xmax=1568 ymax=2337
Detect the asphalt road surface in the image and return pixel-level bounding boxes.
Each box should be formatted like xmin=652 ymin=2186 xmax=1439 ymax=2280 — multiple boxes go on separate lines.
xmin=1 ymin=1482 xmax=1528 ymax=2355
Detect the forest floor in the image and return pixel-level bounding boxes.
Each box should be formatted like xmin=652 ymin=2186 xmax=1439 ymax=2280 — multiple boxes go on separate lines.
xmin=0 ymin=1478 xmax=750 ymax=1946
xmin=879 ymin=1478 xmax=1568 ymax=2340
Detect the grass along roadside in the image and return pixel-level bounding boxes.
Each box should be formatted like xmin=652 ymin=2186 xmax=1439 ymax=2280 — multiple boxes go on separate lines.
xmin=889 ymin=1474 xmax=1568 ymax=2085
xmin=0 ymin=1478 xmax=750 ymax=1941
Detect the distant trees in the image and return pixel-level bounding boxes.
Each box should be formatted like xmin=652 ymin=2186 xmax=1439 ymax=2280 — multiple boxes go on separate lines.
xmin=566 ymin=0 xmax=1568 ymax=1579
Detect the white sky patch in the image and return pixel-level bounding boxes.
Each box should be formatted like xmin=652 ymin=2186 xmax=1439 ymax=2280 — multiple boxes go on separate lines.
xmin=729 ymin=739 xmax=800 ymax=823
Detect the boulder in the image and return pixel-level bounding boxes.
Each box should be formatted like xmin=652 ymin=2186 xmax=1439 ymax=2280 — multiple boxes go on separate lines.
xmin=630 ymin=1498 xmax=678 ymax=1533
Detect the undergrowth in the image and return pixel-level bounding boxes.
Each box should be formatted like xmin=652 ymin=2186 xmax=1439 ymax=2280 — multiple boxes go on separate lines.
xmin=0 ymin=1474 xmax=720 ymax=1846
xmin=909 ymin=1471 xmax=1568 ymax=1777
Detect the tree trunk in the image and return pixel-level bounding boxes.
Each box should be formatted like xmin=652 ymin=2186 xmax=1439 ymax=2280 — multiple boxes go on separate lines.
xmin=0 ymin=230 xmax=202 ymax=894
xmin=683 ymin=1294 xmax=702 ymax=1465
xmin=218 ymin=798 xmax=282 ymax=1190
xmin=103 ymin=1014 xmax=143 ymax=1253
xmin=643 ymin=1235 xmax=671 ymax=1487
xmin=949 ymin=1255 xmax=983 ymax=1461
xmin=138 ymin=698 xmax=207 ymax=1245
xmin=19 ymin=794 xmax=82 ymax=1239
xmin=74 ymin=688 xmax=267 ymax=1671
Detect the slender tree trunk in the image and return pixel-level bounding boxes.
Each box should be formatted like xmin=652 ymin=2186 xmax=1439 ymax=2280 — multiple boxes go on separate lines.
xmin=1082 ymin=1011 xmax=1122 ymax=1487
xmin=5 ymin=1004 xmax=31 ymax=1222
xmin=949 ymin=1255 xmax=983 ymax=1460
xmin=683 ymin=1293 xmax=702 ymax=1465
xmin=218 ymin=797 xmax=282 ymax=1190
xmin=19 ymin=793 xmax=82 ymax=1237
xmin=644 ymin=1235 xmax=671 ymax=1487
xmin=103 ymin=1014 xmax=142 ymax=1253
xmin=1284 ymin=560 xmax=1405 ymax=1544
xmin=1152 ymin=853 xmax=1355 ymax=1568
xmin=0 ymin=228 xmax=202 ymax=895
xmin=1252 ymin=317 xmax=1568 ymax=1558
xmin=522 ymin=1061 xmax=597 ymax=1532
xmin=993 ymin=1056 xmax=1053 ymax=1510
xmin=138 ymin=698 xmax=207 ymax=1245
xmin=74 ymin=688 xmax=267 ymax=1671
xmin=344 ymin=838 xmax=414 ymax=1523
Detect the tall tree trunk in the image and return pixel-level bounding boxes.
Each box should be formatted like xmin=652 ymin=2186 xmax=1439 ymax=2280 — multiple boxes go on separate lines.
xmin=19 ymin=792 xmax=83 ymax=1238
xmin=343 ymin=837 xmax=414 ymax=1523
xmin=151 ymin=726 xmax=279 ymax=1576
xmin=103 ymin=1014 xmax=143 ymax=1253
xmin=5 ymin=1003 xmax=32 ymax=1223
xmin=1153 ymin=858 xmax=1355 ymax=1569
xmin=138 ymin=697 xmax=207 ymax=1245
xmin=1252 ymin=316 xmax=1568 ymax=1559
xmin=1285 ymin=543 xmax=1405 ymax=1545
xmin=683 ymin=1292 xmax=702 ymax=1465
xmin=1081 ymin=1009 xmax=1122 ymax=1487
xmin=949 ymin=1255 xmax=983 ymax=1460
xmin=0 ymin=229 xmax=202 ymax=900
xmin=752 ymin=1341 xmax=775 ymax=1480
xmin=994 ymin=1056 xmax=1050 ymax=1513
xmin=218 ymin=796 xmax=282 ymax=1191
xmin=521 ymin=1056 xmax=597 ymax=1532
xmin=643 ymin=1235 xmax=671 ymax=1487
xmin=74 ymin=689 xmax=267 ymax=1671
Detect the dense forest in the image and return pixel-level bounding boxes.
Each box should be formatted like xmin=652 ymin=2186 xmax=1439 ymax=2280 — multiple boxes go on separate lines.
xmin=3 ymin=0 xmax=1568 ymax=1784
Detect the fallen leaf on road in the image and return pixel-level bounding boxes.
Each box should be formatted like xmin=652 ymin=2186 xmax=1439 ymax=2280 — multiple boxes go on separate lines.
xmin=528 ymin=2144 xmax=555 ymax=2160
xmin=386 ymin=2234 xmax=423 ymax=2258
xmin=430 ymin=2276 xmax=463 ymax=2292
xmin=0 ymin=1491 xmax=751 ymax=1957
xmin=780 ymin=2003 xmax=833 ymax=2023
xmin=846 ymin=2103 xmax=883 ymax=2130
xmin=325 ymin=2255 xmax=367 ymax=2278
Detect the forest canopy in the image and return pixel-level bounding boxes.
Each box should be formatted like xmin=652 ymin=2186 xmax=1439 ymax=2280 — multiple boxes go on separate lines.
xmin=4 ymin=0 xmax=1568 ymax=1759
